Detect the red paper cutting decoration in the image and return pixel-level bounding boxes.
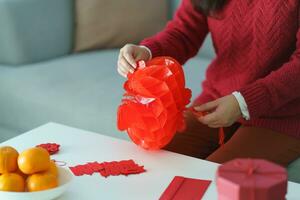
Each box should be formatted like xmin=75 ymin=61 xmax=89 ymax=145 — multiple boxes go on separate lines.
xmin=117 ymin=57 xmax=192 ymax=150
xmin=69 ymin=160 xmax=145 ymax=178
xmin=36 ymin=143 xmax=60 ymax=155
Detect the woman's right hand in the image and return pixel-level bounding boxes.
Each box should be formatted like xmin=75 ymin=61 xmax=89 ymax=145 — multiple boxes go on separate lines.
xmin=117 ymin=44 xmax=151 ymax=78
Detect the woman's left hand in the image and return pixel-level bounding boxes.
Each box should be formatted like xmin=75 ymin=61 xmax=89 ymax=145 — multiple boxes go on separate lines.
xmin=194 ymin=95 xmax=242 ymax=128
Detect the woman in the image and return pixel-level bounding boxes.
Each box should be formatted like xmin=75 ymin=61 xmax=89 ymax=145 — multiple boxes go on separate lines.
xmin=117 ymin=0 xmax=300 ymax=167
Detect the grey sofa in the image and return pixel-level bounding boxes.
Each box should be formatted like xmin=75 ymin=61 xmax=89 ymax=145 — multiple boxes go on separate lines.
xmin=0 ymin=0 xmax=299 ymax=183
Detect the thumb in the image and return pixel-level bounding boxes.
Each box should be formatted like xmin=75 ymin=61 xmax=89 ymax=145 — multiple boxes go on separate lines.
xmin=194 ymin=100 xmax=219 ymax=112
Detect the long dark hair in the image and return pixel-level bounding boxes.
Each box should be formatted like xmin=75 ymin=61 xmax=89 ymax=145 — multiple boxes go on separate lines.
xmin=191 ymin=0 xmax=227 ymax=15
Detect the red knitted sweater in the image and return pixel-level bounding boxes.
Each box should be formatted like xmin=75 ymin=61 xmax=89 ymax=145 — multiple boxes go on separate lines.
xmin=141 ymin=0 xmax=300 ymax=138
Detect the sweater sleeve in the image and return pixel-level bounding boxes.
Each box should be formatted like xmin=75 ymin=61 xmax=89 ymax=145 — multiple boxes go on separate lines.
xmin=239 ymin=28 xmax=300 ymax=118
xmin=140 ymin=0 xmax=209 ymax=64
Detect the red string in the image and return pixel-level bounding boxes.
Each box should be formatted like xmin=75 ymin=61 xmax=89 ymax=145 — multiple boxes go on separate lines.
xmin=189 ymin=107 xmax=225 ymax=146
xmin=218 ymin=127 xmax=225 ymax=146
xmin=52 ymin=159 xmax=67 ymax=167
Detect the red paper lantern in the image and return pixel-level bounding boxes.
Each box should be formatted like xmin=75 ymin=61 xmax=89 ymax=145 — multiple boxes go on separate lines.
xmin=117 ymin=57 xmax=192 ymax=150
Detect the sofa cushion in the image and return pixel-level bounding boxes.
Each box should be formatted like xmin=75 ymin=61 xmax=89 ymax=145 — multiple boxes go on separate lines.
xmin=74 ymin=0 xmax=168 ymax=52
xmin=0 ymin=0 xmax=73 ymax=65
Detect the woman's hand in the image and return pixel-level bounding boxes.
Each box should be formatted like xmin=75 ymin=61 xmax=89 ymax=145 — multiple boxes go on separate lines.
xmin=117 ymin=44 xmax=151 ymax=78
xmin=194 ymin=95 xmax=242 ymax=128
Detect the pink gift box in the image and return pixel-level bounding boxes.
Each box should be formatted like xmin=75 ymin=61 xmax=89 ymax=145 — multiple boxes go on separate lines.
xmin=216 ymin=159 xmax=287 ymax=200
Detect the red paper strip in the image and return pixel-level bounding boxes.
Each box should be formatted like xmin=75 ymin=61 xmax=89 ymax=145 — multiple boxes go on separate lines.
xmin=188 ymin=107 xmax=207 ymax=118
xmin=159 ymin=176 xmax=211 ymax=200
xmin=69 ymin=166 xmax=85 ymax=176
xmin=36 ymin=143 xmax=60 ymax=155
xmin=69 ymin=160 xmax=146 ymax=178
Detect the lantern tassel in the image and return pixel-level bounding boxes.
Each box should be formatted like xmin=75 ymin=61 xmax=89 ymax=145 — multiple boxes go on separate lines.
xmin=218 ymin=127 xmax=225 ymax=146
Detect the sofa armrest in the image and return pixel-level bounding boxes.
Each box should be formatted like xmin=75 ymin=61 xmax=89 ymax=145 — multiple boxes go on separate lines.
xmin=0 ymin=0 xmax=74 ymax=65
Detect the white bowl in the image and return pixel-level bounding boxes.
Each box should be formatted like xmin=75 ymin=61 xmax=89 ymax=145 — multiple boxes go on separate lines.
xmin=0 ymin=167 xmax=73 ymax=200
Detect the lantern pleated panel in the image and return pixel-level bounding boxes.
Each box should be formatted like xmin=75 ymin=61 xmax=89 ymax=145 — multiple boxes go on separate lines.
xmin=117 ymin=57 xmax=192 ymax=150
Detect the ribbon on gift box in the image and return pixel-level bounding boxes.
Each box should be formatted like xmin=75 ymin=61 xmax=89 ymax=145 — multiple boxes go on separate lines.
xmin=217 ymin=159 xmax=287 ymax=200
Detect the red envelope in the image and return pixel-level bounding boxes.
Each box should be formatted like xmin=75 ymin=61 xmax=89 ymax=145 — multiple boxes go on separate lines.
xmin=160 ymin=176 xmax=211 ymax=200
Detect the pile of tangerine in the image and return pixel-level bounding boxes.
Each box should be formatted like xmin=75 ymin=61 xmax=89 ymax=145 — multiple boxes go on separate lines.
xmin=0 ymin=146 xmax=58 ymax=192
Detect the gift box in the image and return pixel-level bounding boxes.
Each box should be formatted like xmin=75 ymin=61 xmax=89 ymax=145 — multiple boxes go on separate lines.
xmin=117 ymin=57 xmax=191 ymax=150
xmin=216 ymin=159 xmax=287 ymax=200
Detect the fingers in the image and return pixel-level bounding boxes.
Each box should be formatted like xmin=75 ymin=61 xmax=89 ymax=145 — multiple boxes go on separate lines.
xmin=195 ymin=100 xmax=222 ymax=128
xmin=198 ymin=110 xmax=232 ymax=128
xmin=123 ymin=52 xmax=137 ymax=69
xmin=193 ymin=96 xmax=239 ymax=128
xmin=119 ymin=56 xmax=135 ymax=73
xmin=118 ymin=55 xmax=135 ymax=78
xmin=198 ymin=112 xmax=219 ymax=127
xmin=117 ymin=45 xmax=139 ymax=78
xmin=117 ymin=66 xmax=127 ymax=78
xmin=198 ymin=112 xmax=223 ymax=128
xmin=117 ymin=44 xmax=153 ymax=78
xmin=194 ymin=100 xmax=218 ymax=112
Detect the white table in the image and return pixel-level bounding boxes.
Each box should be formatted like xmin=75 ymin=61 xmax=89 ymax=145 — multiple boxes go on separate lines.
xmin=1 ymin=123 xmax=299 ymax=200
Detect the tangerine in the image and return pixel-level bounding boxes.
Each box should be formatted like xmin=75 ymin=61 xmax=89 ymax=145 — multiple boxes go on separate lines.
xmin=18 ymin=147 xmax=50 ymax=174
xmin=46 ymin=160 xmax=58 ymax=177
xmin=0 ymin=173 xmax=25 ymax=192
xmin=0 ymin=146 xmax=19 ymax=174
xmin=26 ymin=172 xmax=58 ymax=192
